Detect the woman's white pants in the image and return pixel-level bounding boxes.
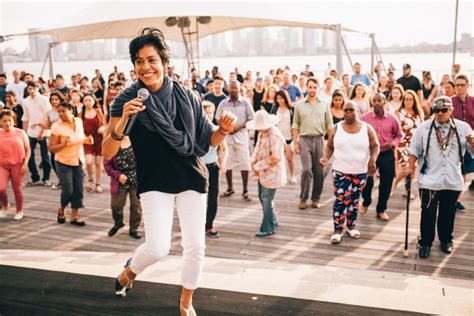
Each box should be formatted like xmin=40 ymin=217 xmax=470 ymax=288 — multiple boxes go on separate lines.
xmin=129 ymin=190 xmax=206 ymax=290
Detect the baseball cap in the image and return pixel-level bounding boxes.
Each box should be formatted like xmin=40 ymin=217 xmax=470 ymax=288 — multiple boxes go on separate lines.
xmin=432 ymin=96 xmax=453 ymax=108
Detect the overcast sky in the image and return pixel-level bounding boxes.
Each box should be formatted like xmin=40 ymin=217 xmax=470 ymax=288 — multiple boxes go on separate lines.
xmin=1 ymin=0 xmax=472 ymax=51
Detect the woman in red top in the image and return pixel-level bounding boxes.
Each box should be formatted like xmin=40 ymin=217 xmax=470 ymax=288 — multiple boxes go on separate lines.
xmin=81 ymin=93 xmax=105 ymax=193
xmin=0 ymin=110 xmax=31 ymax=220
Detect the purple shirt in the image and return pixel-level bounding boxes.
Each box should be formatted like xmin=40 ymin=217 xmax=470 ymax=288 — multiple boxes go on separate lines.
xmin=452 ymin=94 xmax=474 ymax=129
xmin=361 ymin=111 xmax=402 ymax=151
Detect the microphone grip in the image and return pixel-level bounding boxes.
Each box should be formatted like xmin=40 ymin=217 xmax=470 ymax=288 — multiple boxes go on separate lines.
xmin=123 ymin=114 xmax=138 ymax=136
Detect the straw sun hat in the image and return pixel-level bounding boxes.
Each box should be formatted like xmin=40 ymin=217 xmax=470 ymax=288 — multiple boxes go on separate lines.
xmin=246 ymin=110 xmax=279 ymax=131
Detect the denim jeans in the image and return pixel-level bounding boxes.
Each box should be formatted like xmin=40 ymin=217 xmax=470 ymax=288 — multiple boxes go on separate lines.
xmin=258 ymin=181 xmax=277 ymax=233
xmin=28 ymin=136 xmax=51 ymax=182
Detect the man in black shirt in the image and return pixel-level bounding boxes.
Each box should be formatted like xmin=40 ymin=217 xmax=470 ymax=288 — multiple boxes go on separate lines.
xmin=203 ymin=75 xmax=227 ymax=122
xmin=252 ymin=77 xmax=265 ymax=112
xmin=396 ymin=64 xmax=423 ymax=105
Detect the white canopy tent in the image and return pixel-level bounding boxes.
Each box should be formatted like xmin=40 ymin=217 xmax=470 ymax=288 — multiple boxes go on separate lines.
xmin=2 ymin=14 xmax=384 ymax=79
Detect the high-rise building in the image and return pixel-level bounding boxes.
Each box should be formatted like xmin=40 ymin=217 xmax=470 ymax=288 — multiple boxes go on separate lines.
xmin=116 ymin=39 xmax=129 ymax=56
xmin=28 ymin=28 xmax=51 ymax=61
xmin=303 ymin=28 xmax=317 ymax=54
xmin=92 ymin=40 xmax=105 ymax=60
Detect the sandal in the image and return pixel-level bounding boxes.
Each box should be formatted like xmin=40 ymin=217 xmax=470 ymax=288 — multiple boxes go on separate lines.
xmin=221 ymin=189 xmax=235 ymax=197
xmin=70 ymin=218 xmax=86 ymax=226
xmin=346 ymin=227 xmax=361 ymax=239
xmin=85 ymin=178 xmax=93 ymax=192
xmin=331 ymin=232 xmax=343 ymax=244
xmin=180 ymin=299 xmax=196 ymax=316
xmin=95 ymin=184 xmax=103 ymax=193
xmin=57 ymin=208 xmax=66 ymax=224
xmin=115 ymin=258 xmax=135 ymax=297
xmin=242 ymin=190 xmax=252 ymax=201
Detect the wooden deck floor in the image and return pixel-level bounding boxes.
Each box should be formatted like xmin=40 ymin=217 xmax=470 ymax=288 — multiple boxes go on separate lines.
xmin=1 ymin=157 xmax=473 ymax=281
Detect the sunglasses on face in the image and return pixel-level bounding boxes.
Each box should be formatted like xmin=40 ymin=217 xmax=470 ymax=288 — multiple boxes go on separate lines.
xmin=343 ymin=108 xmax=355 ymax=113
xmin=433 ymin=108 xmax=449 ymax=114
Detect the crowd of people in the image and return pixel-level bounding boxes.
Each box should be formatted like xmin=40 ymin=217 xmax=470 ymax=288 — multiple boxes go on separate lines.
xmin=0 ymin=61 xmax=472 ymax=242
xmin=0 ymin=26 xmax=472 ymax=313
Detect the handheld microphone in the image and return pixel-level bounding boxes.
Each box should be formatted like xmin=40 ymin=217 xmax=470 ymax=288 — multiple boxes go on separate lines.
xmin=123 ymin=88 xmax=149 ymax=136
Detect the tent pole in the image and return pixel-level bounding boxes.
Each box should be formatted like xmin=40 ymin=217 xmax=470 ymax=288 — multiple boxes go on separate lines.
xmin=451 ymin=0 xmax=459 ymax=77
xmin=340 ymin=36 xmax=354 ymax=72
xmin=370 ymin=33 xmax=375 ymax=77
xmin=40 ymin=48 xmax=51 ymax=78
xmin=48 ymin=43 xmax=55 ymax=80
xmin=0 ymin=44 xmax=4 ymax=74
xmin=335 ymin=24 xmax=343 ymax=79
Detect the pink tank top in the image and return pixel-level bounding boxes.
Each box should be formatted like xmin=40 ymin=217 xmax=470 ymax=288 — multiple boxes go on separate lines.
xmin=0 ymin=128 xmax=26 ymax=166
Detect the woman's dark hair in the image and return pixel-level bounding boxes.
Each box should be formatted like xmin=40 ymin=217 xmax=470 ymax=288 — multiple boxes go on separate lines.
xmin=80 ymin=93 xmax=99 ymax=120
xmin=49 ymin=91 xmax=65 ymax=104
xmin=275 ymin=90 xmax=293 ymax=110
xmin=58 ymin=101 xmax=73 ymax=111
xmin=349 ymin=83 xmax=367 ymax=100
xmin=129 ymin=27 xmax=171 ymax=67
xmin=330 ymin=89 xmax=345 ymax=108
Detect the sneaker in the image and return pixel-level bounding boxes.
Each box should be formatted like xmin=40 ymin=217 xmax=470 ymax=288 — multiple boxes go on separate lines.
xmin=206 ymin=228 xmax=221 ymax=238
xmin=26 ymin=180 xmax=42 ymax=187
xmin=0 ymin=210 xmax=7 ymax=218
xmin=13 ymin=211 xmax=24 ymax=221
xmin=43 ymin=180 xmax=52 ymax=187
xmin=469 ymin=181 xmax=474 ymax=191
xmin=52 ymin=183 xmax=61 ymax=190
xmin=290 ymin=176 xmax=297 ymax=184
xmin=359 ymin=204 xmax=368 ymax=215
xmin=455 ymin=202 xmax=466 ymax=213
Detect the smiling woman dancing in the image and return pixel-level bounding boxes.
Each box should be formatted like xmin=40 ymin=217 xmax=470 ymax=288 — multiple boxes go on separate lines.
xmin=102 ymin=28 xmax=235 ymax=316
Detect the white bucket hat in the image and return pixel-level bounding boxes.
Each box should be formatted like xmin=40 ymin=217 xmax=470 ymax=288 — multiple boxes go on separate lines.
xmin=246 ymin=110 xmax=279 ymax=131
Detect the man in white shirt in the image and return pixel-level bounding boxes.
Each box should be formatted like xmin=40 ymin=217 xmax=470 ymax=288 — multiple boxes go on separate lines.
xmin=6 ymin=70 xmax=27 ymax=105
xmin=22 ymin=81 xmax=52 ymax=186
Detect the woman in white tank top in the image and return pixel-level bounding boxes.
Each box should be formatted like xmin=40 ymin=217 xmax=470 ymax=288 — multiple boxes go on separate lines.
xmin=320 ymin=101 xmax=380 ymax=244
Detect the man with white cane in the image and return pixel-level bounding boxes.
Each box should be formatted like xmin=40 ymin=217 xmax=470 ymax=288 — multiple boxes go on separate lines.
xmin=406 ymin=96 xmax=474 ymax=259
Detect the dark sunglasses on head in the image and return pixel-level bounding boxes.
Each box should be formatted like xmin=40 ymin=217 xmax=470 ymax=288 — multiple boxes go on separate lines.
xmin=433 ymin=108 xmax=449 ymax=114
xmin=343 ymin=108 xmax=355 ymax=113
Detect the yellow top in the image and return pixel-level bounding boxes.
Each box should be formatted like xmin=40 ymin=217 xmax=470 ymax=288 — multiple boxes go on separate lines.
xmin=50 ymin=117 xmax=85 ymax=166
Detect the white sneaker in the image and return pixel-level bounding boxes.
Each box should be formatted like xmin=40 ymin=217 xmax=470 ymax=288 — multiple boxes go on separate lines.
xmin=290 ymin=176 xmax=297 ymax=184
xmin=13 ymin=211 xmax=24 ymax=221
xmin=0 ymin=210 xmax=7 ymax=218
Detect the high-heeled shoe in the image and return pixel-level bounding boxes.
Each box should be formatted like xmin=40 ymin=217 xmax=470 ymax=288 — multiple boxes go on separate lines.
xmin=115 ymin=257 xmax=134 ymax=297
xmin=180 ymin=299 xmax=196 ymax=316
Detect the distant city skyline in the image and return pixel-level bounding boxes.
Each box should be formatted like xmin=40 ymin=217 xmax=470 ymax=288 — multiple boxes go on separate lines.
xmin=8 ymin=27 xmax=472 ymax=64
xmin=1 ymin=0 xmax=472 ymax=53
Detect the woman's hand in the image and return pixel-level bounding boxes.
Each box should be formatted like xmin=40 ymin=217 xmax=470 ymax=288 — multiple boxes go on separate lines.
xmin=21 ymin=163 xmax=28 ymax=175
xmin=83 ymin=135 xmax=94 ymax=145
xmin=368 ymin=158 xmax=377 ymax=176
xmin=122 ymin=98 xmax=146 ymax=121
